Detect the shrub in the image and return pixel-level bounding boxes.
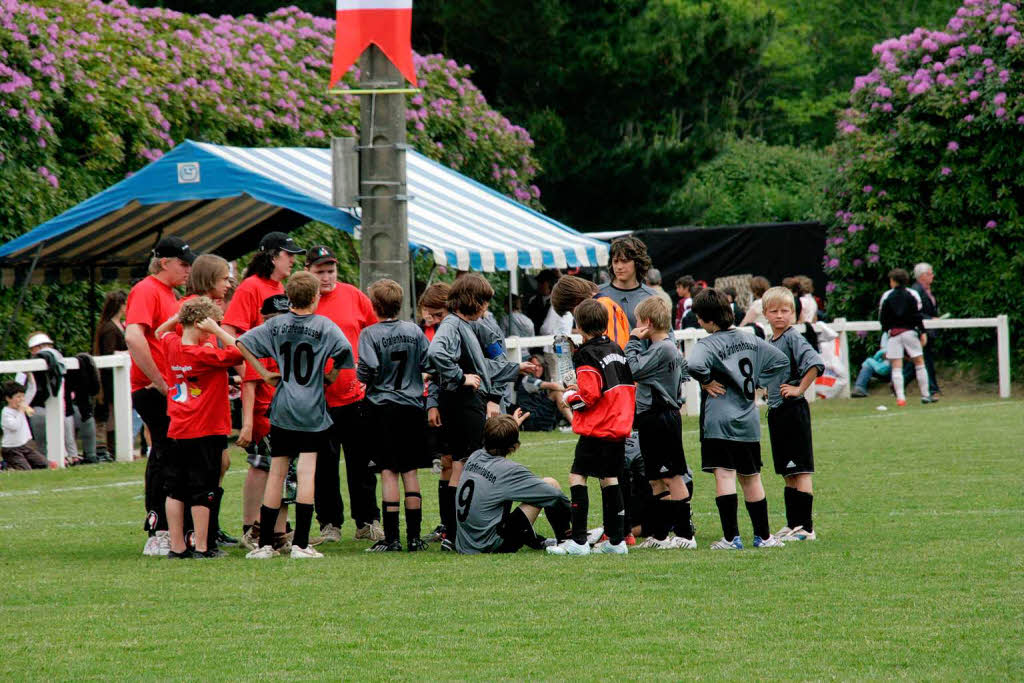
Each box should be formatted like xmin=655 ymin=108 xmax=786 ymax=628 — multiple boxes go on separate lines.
xmin=827 ymin=0 xmax=1024 ymax=367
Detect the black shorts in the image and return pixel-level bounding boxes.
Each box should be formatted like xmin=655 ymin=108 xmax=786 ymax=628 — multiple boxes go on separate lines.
xmin=364 ymin=402 xmax=426 ymax=473
xmin=493 ymin=507 xmax=534 ymax=554
xmin=438 ymin=389 xmax=485 ymax=462
xmin=700 ymin=438 xmax=762 ymax=476
xmin=165 ymin=435 xmax=226 ymax=505
xmin=571 ymin=436 xmax=626 ymax=479
xmin=270 ymin=425 xmax=330 ymax=459
xmin=767 ymin=398 xmax=814 ymax=476
xmin=636 ymin=409 xmax=688 ymax=481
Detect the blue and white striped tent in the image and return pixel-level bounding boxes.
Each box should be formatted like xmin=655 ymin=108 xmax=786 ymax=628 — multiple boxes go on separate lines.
xmin=0 ymin=140 xmax=608 ymax=281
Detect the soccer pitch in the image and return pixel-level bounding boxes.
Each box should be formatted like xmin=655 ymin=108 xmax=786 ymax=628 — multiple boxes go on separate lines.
xmin=1 ymin=396 xmax=1021 ymax=679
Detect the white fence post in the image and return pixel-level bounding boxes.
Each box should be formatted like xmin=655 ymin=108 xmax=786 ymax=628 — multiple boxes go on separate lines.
xmin=43 ymin=377 xmax=66 ymax=469
xmin=111 ymin=355 xmax=133 ymax=462
xmin=835 ymin=318 xmax=852 ymax=399
xmin=996 ymin=314 xmax=1011 ymax=399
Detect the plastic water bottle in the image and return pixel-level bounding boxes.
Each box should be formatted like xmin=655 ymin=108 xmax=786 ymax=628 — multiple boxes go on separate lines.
xmin=553 ymin=334 xmax=576 ymax=386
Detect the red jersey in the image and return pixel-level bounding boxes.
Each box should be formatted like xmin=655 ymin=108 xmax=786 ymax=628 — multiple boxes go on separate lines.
xmin=223 ymin=275 xmax=282 ymax=334
xmin=316 ymin=283 xmax=377 ymax=407
xmin=162 ymin=334 xmax=243 ymax=439
xmin=243 ymin=357 xmax=278 ymax=441
xmin=564 ymin=336 xmax=635 ymax=441
xmin=126 ymin=275 xmax=179 ymax=392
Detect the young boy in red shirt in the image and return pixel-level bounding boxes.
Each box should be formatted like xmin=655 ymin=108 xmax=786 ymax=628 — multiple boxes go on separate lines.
xmin=156 ymin=297 xmax=243 ymax=559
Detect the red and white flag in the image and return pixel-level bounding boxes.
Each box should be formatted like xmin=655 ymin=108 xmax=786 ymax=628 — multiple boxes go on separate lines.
xmin=330 ymin=0 xmax=416 ymax=88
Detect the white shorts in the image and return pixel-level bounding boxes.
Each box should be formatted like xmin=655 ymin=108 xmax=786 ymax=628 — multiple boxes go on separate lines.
xmin=886 ymin=330 xmax=923 ymax=360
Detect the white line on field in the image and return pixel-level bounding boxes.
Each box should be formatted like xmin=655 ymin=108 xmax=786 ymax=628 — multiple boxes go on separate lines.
xmin=0 ymin=468 xmax=246 ymax=499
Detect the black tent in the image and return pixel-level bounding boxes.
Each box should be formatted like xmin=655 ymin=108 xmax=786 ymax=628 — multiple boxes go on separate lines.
xmin=632 ymin=222 xmax=827 ymax=297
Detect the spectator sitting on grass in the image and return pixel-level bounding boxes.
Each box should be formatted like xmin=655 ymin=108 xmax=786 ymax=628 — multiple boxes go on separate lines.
xmin=2 ymin=381 xmax=48 ymax=470
xmin=851 ymin=334 xmax=892 ymax=398
xmin=514 ymin=354 xmax=573 ymax=431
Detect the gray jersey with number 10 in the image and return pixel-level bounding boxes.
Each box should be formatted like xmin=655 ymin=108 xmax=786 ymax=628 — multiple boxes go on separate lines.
xmin=238 ymin=312 xmax=352 ymax=432
xmin=686 ymin=328 xmax=788 ymax=442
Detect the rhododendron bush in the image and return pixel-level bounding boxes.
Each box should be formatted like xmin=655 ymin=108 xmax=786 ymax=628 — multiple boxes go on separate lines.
xmin=0 ymin=0 xmax=541 ymax=245
xmin=826 ymin=0 xmax=1024 ymax=365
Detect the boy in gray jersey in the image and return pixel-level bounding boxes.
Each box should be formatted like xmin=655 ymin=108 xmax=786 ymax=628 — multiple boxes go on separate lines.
xmin=358 ymin=279 xmax=431 ymax=552
xmin=426 ymin=274 xmax=536 ymax=551
xmin=687 ymin=288 xmax=789 ymax=551
xmin=456 ymin=411 xmax=571 ymax=554
xmin=237 ymin=272 xmax=354 ymax=559
xmin=598 ymin=235 xmax=658 ymax=327
xmin=763 ymin=287 xmax=824 ymax=542
xmin=625 ymin=297 xmax=695 ymax=550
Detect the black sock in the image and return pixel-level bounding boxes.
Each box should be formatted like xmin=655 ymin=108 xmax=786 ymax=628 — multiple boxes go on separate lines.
xmin=601 ymin=484 xmax=625 ymax=545
xmin=795 ymin=490 xmax=814 ymax=532
xmin=715 ymin=494 xmax=739 ymax=540
xmin=210 ymin=487 xmax=224 ymax=547
xmin=784 ymin=486 xmax=798 ymax=529
xmin=293 ymin=502 xmax=314 ymax=549
xmin=544 ymin=499 xmax=572 ymax=541
xmin=652 ymin=491 xmax=671 ymax=540
xmin=405 ymin=504 xmax=422 ymax=543
xmin=439 ymin=480 xmax=454 ymax=532
xmin=745 ymin=497 xmax=770 ymax=540
xmin=570 ymin=485 xmax=589 ymax=545
xmin=383 ymin=500 xmax=400 ymax=543
xmin=259 ymin=505 xmax=279 ymax=548
xmin=674 ymin=497 xmax=694 ymax=540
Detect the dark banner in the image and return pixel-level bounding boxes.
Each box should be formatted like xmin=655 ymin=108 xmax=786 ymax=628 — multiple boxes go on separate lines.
xmin=631 ymin=222 xmax=827 ymax=299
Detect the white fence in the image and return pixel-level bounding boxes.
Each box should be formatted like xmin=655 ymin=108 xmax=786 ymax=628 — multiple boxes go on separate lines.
xmin=0 ymin=353 xmax=133 ymax=467
xmin=505 ymin=315 xmax=1011 ymax=417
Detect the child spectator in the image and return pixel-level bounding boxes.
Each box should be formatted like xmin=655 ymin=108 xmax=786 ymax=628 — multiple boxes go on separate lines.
xmin=674 ymin=276 xmax=695 ymax=330
xmin=547 ymin=299 xmax=636 ymax=556
xmin=426 ymin=274 xmax=535 ymax=551
xmin=625 ymin=297 xmax=695 ymax=550
xmin=763 ymin=286 xmax=824 ymax=542
xmin=237 ymin=272 xmax=354 ymax=560
xmin=155 ymin=297 xmax=243 ymax=558
xmin=739 ymin=275 xmax=772 ymax=331
xmin=687 ymin=288 xmax=789 ymax=550
xmin=358 ymin=279 xmax=431 ymax=552
xmin=456 ymin=411 xmax=572 ymax=554
xmin=550 ymin=275 xmax=630 ymax=349
xmin=2 ymin=381 xmax=47 ymax=470
xmin=237 ymin=294 xmax=292 ymax=552
xmin=879 ymin=268 xmax=933 ymax=406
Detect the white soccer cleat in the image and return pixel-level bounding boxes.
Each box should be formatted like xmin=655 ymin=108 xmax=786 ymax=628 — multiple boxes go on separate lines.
xmin=585 ymin=526 xmax=605 ymax=545
xmin=753 ymin=534 xmax=786 ymax=548
xmin=670 ymin=536 xmax=697 ymax=550
xmin=785 ymin=526 xmax=816 ymax=541
xmin=290 ymin=545 xmax=324 ymax=559
xmin=638 ymin=537 xmax=674 ymax=550
xmin=775 ymin=526 xmax=794 ymax=540
xmin=592 ymin=540 xmax=628 ymax=555
xmin=354 ymin=521 xmax=385 ymax=542
xmin=710 ymin=536 xmax=744 ymax=550
xmin=546 ymin=539 xmax=591 ymax=556
xmin=246 ymin=545 xmax=279 ymax=559
xmin=142 ymin=531 xmax=169 ymax=557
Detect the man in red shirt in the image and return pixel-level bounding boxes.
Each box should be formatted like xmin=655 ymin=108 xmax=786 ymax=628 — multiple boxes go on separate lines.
xmin=222 ymin=232 xmax=303 ymax=337
xmin=305 ymin=245 xmax=382 ymax=542
xmin=125 ymin=236 xmax=195 ymax=556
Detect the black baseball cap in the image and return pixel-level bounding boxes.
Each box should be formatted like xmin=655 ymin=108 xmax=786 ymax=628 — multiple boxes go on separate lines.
xmin=259 ymin=231 xmax=304 ymax=254
xmin=260 ymin=294 xmax=291 ymax=315
xmin=152 ymin=236 xmax=196 ymax=264
xmin=305 ymin=244 xmax=338 ymax=267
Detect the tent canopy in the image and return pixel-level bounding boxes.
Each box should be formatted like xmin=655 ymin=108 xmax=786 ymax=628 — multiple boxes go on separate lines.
xmin=0 ymin=140 xmax=608 ymax=281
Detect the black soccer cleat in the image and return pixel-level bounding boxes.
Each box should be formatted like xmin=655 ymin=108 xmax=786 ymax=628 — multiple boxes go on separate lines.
xmin=216 ymin=529 xmax=240 ymax=547
xmin=407 ymin=538 xmax=428 ymax=552
xmin=424 ymin=524 xmax=446 ymax=543
xmin=365 ymin=539 xmax=402 ymax=552
xmin=439 ymin=535 xmax=455 ymax=552
xmin=167 ymin=550 xmax=192 ymax=560
xmin=194 ymin=548 xmax=227 ymax=559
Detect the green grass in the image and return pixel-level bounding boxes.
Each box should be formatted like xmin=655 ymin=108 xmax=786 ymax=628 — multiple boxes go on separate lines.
xmin=2 ymin=395 xmax=1022 ymax=680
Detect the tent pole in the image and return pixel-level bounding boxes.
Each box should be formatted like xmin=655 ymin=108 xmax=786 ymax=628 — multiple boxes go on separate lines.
xmin=89 ymin=264 xmax=98 ymax=350
xmin=0 ymin=242 xmax=44 ymax=359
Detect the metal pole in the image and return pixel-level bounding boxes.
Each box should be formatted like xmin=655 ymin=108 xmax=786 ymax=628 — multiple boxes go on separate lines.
xmin=356 ymin=45 xmax=411 ymax=320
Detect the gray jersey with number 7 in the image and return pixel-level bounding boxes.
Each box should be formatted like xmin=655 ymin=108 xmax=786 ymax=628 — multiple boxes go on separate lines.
xmin=238 ymin=312 xmax=352 ymax=432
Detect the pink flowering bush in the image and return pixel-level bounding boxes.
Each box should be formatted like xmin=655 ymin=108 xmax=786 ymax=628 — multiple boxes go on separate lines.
xmin=828 ymin=0 xmax=1024 ymax=365
xmin=0 ymin=0 xmax=541 ymax=244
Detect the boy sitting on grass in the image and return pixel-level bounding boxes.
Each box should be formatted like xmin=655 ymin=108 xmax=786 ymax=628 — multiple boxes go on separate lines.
xmin=625 ymin=297 xmax=695 ymax=550
xmin=547 ymin=299 xmax=635 ymax=556
xmin=763 ymin=286 xmax=824 ymax=542
xmin=456 ymin=410 xmax=572 ymax=554
xmin=237 ymin=272 xmax=354 ymax=560
xmin=156 ymin=297 xmax=243 ymax=559
xmin=687 ymin=288 xmax=789 ymax=550
xmin=2 ymin=381 xmax=47 ymax=470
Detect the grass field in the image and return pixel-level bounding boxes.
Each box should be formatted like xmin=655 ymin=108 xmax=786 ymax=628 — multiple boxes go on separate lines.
xmin=1 ymin=394 xmax=1022 ymax=680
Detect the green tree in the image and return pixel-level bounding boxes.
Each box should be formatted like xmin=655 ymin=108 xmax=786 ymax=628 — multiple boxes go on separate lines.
xmin=668 ymin=136 xmax=832 ymax=225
